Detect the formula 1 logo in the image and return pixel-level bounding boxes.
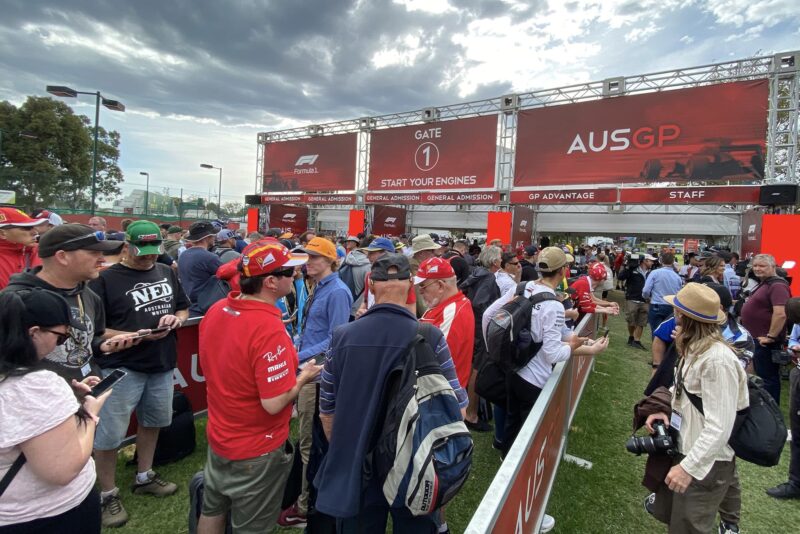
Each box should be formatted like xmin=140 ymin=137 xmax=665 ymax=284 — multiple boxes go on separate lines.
xmin=520 ymin=220 xmax=528 ymax=228
xmin=295 ymin=154 xmax=319 ymax=166
xmin=282 ymin=214 xmax=297 ymax=221
xmin=385 ymin=217 xmax=397 ymax=224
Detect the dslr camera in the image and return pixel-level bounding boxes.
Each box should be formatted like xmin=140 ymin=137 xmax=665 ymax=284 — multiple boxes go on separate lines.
xmin=626 ymin=421 xmax=677 ymax=456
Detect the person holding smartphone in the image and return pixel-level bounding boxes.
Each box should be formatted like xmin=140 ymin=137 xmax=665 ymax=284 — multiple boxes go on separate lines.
xmin=0 ymin=289 xmax=112 ymax=533
xmin=87 ymin=221 xmax=190 ymax=528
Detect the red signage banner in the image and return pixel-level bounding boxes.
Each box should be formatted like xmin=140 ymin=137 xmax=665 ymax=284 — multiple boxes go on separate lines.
xmin=620 ymin=186 xmax=760 ymax=204
xmin=368 ymin=115 xmax=498 ymax=191
xmin=260 ymin=194 xmax=356 ymax=204
xmin=515 ymin=80 xmax=768 ymax=187
xmin=348 ymin=209 xmax=366 ymax=237
xmin=364 ymin=192 xmax=501 ymax=204
xmin=246 ymin=207 xmax=259 ymax=234
xmin=269 ymin=204 xmax=309 ymax=235
xmin=372 ymin=206 xmax=407 ymax=236
xmin=263 ymin=133 xmax=357 ymax=192
xmin=510 ymin=188 xmax=617 ymax=204
xmin=741 ymin=209 xmax=763 ymax=260
xmin=511 ymin=206 xmax=534 ymax=249
xmin=486 ymin=211 xmax=512 ymax=247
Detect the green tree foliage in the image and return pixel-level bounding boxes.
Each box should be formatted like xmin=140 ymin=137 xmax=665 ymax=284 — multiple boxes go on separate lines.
xmin=0 ymin=96 xmax=123 ymax=211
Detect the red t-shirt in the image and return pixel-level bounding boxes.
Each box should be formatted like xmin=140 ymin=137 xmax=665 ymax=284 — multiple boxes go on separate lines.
xmin=570 ymin=276 xmax=596 ymax=314
xmin=740 ymin=279 xmax=792 ymax=339
xmin=364 ymin=272 xmax=416 ymax=308
xmin=200 ymin=292 xmax=298 ymax=460
xmin=420 ymin=292 xmax=474 ymax=388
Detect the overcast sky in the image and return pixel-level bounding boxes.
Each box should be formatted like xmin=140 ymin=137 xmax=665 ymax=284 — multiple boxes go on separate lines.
xmin=1 ymin=0 xmax=798 ymax=206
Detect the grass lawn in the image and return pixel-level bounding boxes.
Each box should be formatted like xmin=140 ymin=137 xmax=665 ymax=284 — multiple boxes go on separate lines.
xmin=105 ymin=292 xmax=795 ymax=533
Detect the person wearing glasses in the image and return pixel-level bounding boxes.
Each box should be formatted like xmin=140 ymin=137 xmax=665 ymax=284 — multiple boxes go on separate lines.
xmin=495 ymin=252 xmax=521 ymax=295
xmin=86 ymin=221 xmax=190 ymax=528
xmin=0 ymin=207 xmax=46 ymax=290
xmin=3 ymin=224 xmax=139 ymax=384
xmin=197 ymin=241 xmax=322 ymax=534
xmin=0 ymin=289 xmax=113 ymax=533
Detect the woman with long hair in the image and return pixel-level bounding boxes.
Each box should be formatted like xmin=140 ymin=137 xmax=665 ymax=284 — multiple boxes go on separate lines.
xmin=0 ymin=289 xmax=112 ymax=533
xmin=698 ymin=256 xmax=725 ymax=284
xmin=645 ymin=283 xmax=749 ymax=533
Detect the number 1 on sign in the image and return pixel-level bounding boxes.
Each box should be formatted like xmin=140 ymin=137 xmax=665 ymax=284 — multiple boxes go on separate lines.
xmin=414 ymin=142 xmax=439 ymax=172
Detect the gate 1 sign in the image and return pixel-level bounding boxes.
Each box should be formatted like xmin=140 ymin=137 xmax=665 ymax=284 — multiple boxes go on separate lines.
xmin=372 ymin=205 xmax=407 ymax=236
xmin=269 ymin=204 xmax=309 ymax=235
xmin=263 ymin=133 xmax=357 ymax=192
xmin=515 ymin=80 xmax=768 ymax=187
xmin=368 ymin=115 xmax=498 ymax=191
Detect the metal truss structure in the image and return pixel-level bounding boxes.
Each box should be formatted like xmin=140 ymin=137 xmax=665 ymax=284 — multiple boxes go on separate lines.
xmin=255 ymin=51 xmax=800 ymax=217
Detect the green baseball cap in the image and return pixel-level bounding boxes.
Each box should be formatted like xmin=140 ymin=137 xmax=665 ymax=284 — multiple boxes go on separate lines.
xmin=125 ymin=220 xmax=164 ymax=256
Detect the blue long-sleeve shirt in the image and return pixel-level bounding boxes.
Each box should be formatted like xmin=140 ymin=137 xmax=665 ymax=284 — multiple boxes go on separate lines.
xmin=789 ymin=324 xmax=800 ymax=348
xmin=642 ymin=266 xmax=683 ymax=305
xmin=297 ymin=272 xmax=353 ymax=362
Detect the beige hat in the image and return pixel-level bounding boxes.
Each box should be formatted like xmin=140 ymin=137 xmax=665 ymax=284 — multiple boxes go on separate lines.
xmin=412 ymin=234 xmax=440 ymax=254
xmin=663 ymin=283 xmax=726 ymax=324
xmin=537 ymin=246 xmax=574 ymax=273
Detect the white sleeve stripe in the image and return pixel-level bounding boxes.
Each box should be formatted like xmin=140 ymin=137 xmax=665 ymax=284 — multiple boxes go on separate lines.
xmin=439 ymin=302 xmax=456 ymax=339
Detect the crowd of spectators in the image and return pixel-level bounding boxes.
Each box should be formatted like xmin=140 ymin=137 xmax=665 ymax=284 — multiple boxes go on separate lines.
xmin=0 ymin=206 xmax=798 ymax=533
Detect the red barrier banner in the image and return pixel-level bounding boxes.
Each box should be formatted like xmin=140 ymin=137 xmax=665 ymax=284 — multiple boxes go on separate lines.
xmin=348 ymin=209 xmax=365 ymax=237
xmin=260 ymin=194 xmax=356 ymax=204
xmin=619 ymin=185 xmax=760 ymax=204
xmin=684 ymin=239 xmax=700 ymax=253
xmin=247 ymin=207 xmax=259 ymax=234
xmin=174 ymin=323 xmax=206 ymax=411
xmin=491 ymin=361 xmax=570 ymax=533
xmin=741 ymin=209 xmax=763 ymax=260
xmin=761 ymin=214 xmax=800 ymax=297
xmin=263 ymin=133 xmax=357 ymax=192
xmin=368 ymin=115 xmax=498 ymax=191
xmin=269 ymin=205 xmax=309 ymax=235
xmin=487 ymin=211 xmax=512 ymax=246
xmin=511 ymin=206 xmax=534 ymax=249
xmin=510 ymin=188 xmax=617 ymax=204
xmin=515 ymin=80 xmax=768 ymax=186
xmin=372 ymin=206 xmax=407 ymax=236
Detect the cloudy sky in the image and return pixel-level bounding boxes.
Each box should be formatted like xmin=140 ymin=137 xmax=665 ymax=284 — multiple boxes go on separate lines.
xmin=1 ymin=0 xmax=798 ymax=206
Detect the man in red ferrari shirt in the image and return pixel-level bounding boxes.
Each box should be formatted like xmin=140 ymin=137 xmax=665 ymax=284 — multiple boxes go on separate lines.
xmin=197 ymin=240 xmax=323 ymax=534
xmin=0 ymin=207 xmax=45 ymax=289
xmin=416 ymin=257 xmax=475 ymax=390
xmin=570 ymin=262 xmax=619 ymax=318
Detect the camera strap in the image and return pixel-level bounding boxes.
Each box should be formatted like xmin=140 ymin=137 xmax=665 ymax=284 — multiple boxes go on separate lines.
xmin=0 ymin=453 xmax=26 ymax=499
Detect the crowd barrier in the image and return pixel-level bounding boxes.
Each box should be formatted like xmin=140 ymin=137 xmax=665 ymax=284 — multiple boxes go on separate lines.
xmin=465 ymin=313 xmax=597 ymax=534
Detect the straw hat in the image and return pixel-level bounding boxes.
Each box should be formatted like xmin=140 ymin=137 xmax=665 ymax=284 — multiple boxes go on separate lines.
xmin=663 ymin=283 xmax=726 ymax=324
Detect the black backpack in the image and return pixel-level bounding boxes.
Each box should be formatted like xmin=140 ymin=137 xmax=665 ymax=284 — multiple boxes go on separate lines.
xmin=153 ymin=391 xmax=196 ymax=465
xmin=337 ymin=263 xmax=363 ymax=302
xmin=476 ymin=284 xmax=558 ymax=406
xmin=459 ymin=267 xmax=501 ymax=353
xmin=683 ymin=376 xmax=787 ymax=467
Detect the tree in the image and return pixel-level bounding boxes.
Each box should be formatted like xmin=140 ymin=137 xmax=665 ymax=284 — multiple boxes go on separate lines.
xmin=222 ymin=201 xmax=245 ymax=218
xmin=0 ymin=96 xmax=123 ymax=211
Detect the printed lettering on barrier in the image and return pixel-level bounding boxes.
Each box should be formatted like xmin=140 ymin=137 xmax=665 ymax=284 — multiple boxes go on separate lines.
xmin=515 ymin=80 xmax=768 ymax=187
xmin=491 ymin=363 xmax=571 ymax=533
xmin=268 ymin=204 xmax=309 ymax=235
xmin=369 ymin=115 xmax=498 ymax=191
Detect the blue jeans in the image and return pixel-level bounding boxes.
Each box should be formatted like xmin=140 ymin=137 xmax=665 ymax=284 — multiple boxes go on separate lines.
xmin=336 ymin=505 xmax=438 ymax=533
xmin=753 ymin=342 xmax=781 ymax=405
xmin=648 ymin=304 xmax=673 ymax=337
xmin=493 ymin=404 xmax=507 ymax=446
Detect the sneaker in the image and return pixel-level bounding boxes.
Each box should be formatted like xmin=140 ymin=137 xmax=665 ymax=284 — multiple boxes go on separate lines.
xmin=277 ymin=503 xmax=307 ymax=527
xmin=492 ymin=438 xmax=504 ymax=451
xmin=540 ymin=514 xmax=555 ymax=533
xmin=131 ymin=471 xmax=178 ymax=497
xmin=643 ymin=492 xmax=656 ymax=516
xmin=719 ymin=520 xmax=740 ymax=533
xmin=766 ymin=481 xmax=800 ymax=499
xmin=631 ymin=340 xmax=647 ymax=351
xmin=101 ymin=489 xmax=129 ymax=528
xmin=627 ymin=337 xmax=634 ymax=346
xmin=465 ymin=419 xmax=493 ymax=432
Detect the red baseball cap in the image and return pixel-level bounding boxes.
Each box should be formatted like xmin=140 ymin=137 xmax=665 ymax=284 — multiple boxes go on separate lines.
xmin=239 ymin=240 xmax=308 ymax=277
xmin=0 ymin=207 xmax=47 ymax=228
xmin=414 ymin=257 xmax=455 ymax=285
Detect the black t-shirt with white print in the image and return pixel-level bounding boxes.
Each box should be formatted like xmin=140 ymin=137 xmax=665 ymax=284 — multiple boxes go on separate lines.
xmin=89 ymin=263 xmax=190 ymax=373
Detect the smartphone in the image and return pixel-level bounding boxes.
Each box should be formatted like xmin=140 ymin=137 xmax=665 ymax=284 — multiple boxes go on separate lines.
xmin=313 ymin=353 xmax=327 ymax=365
xmin=597 ymin=327 xmax=610 ymax=339
xmin=132 ymin=325 xmax=172 ymax=338
xmin=90 ymin=370 xmax=127 ymax=397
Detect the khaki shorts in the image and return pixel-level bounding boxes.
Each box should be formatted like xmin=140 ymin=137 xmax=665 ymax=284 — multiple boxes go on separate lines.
xmin=625 ymin=300 xmax=649 ymax=327
xmin=202 ymin=442 xmax=294 ymax=534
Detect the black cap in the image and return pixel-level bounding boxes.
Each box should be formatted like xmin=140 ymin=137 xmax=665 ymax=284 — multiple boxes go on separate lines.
xmin=524 ymin=245 xmax=538 ymax=256
xmin=266 ymin=227 xmax=283 ymax=238
xmin=18 ymin=288 xmax=86 ymax=330
xmin=371 ymin=253 xmax=411 ymax=281
xmin=186 ymin=221 xmax=216 ymax=242
xmin=38 ymin=223 xmax=124 ymax=258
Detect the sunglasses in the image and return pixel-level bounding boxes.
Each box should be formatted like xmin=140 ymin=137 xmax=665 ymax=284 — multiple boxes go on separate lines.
xmin=41 ymin=328 xmax=72 ymax=346
xmin=269 ymin=268 xmax=296 ymax=278
xmin=507 ymin=261 xmax=520 ymax=266
xmin=419 ymin=280 xmax=441 ymax=291
xmin=60 ymin=230 xmax=106 ymax=246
